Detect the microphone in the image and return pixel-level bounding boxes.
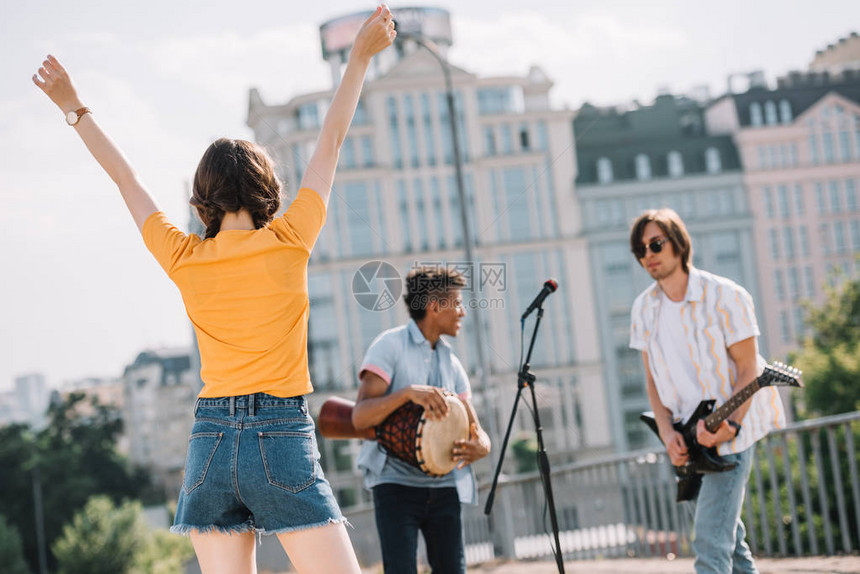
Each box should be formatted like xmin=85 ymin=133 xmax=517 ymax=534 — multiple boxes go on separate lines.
xmin=521 ymin=279 xmax=559 ymax=319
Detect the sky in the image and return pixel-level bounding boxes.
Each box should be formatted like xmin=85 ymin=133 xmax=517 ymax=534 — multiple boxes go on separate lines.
xmin=2 ymin=0 xmax=858 ymax=391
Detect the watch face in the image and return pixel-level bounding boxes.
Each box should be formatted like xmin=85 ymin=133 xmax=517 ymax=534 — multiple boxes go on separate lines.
xmin=65 ymin=111 xmax=78 ymax=125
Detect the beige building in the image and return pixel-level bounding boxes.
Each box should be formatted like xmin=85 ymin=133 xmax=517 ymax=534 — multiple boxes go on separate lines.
xmin=705 ymin=47 xmax=860 ymax=359
xmin=247 ymin=7 xmax=611 ymax=506
xmin=122 ymin=348 xmax=197 ymax=499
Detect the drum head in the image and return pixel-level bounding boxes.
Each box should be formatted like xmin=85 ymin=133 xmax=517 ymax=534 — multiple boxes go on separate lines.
xmin=419 ymin=395 xmax=470 ymax=476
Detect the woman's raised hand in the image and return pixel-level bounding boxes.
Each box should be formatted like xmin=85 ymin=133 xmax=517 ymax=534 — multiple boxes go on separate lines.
xmin=32 ymin=55 xmax=83 ymax=114
xmin=351 ymin=5 xmax=397 ymax=63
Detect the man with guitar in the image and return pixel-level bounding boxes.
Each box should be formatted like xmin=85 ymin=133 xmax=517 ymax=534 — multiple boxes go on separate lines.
xmin=351 ymin=265 xmax=491 ymax=574
xmin=628 ymin=208 xmax=786 ymax=574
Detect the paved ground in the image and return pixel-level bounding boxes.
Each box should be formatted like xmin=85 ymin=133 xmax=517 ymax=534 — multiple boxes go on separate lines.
xmin=354 ymin=556 xmax=860 ymax=574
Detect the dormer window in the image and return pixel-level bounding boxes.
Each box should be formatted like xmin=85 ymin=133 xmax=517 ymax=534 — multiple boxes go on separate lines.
xmin=750 ymin=102 xmax=763 ymax=126
xmin=597 ymin=157 xmax=613 ymax=184
xmin=635 ymin=154 xmax=651 ymax=180
xmin=668 ymin=151 xmax=684 ymax=177
xmin=705 ymin=147 xmax=722 ymax=174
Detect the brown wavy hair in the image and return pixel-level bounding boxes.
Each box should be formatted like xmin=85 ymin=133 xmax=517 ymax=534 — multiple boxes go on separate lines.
xmin=629 ymin=208 xmax=693 ymax=273
xmin=190 ymin=138 xmax=281 ymax=239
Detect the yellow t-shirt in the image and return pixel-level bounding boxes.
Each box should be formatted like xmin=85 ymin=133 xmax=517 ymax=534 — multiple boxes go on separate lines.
xmin=142 ymin=188 xmax=326 ymax=398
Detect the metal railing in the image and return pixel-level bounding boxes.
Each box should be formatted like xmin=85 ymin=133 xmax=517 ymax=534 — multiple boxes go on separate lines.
xmin=342 ymin=411 xmax=860 ymax=564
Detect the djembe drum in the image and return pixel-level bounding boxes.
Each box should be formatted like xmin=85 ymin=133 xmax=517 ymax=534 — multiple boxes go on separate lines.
xmin=319 ymin=394 xmax=470 ymax=477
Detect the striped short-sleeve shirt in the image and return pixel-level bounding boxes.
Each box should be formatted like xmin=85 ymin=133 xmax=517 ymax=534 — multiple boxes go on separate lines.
xmin=630 ymin=267 xmax=785 ymax=455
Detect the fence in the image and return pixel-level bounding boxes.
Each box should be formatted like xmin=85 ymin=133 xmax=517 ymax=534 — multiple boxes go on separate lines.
xmin=342 ymin=411 xmax=860 ymax=565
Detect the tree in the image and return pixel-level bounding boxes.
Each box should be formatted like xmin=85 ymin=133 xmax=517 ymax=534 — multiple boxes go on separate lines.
xmin=0 ymin=393 xmax=156 ymax=572
xmin=0 ymin=514 xmax=31 ymax=574
xmin=792 ymin=277 xmax=860 ymax=416
xmin=53 ymin=496 xmax=146 ymax=574
xmin=53 ymin=496 xmax=193 ymax=574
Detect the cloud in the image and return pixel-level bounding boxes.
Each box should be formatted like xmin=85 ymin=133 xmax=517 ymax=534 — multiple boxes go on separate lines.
xmin=449 ymin=9 xmax=689 ymax=107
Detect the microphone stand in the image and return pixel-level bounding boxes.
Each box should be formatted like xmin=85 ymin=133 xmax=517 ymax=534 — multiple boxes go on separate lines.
xmin=484 ymin=306 xmax=565 ymax=573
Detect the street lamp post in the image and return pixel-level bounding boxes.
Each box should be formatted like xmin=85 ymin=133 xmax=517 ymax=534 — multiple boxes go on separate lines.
xmin=399 ymin=33 xmax=515 ymax=558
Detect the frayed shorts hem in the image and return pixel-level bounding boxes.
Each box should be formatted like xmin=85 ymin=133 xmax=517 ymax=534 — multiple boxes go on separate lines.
xmin=170 ymin=517 xmax=349 ymax=537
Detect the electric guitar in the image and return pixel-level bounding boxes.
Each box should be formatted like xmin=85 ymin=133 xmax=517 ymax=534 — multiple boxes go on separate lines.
xmin=640 ymin=362 xmax=802 ymax=502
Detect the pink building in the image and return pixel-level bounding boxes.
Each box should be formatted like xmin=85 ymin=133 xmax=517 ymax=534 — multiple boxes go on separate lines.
xmin=706 ymin=52 xmax=860 ymax=358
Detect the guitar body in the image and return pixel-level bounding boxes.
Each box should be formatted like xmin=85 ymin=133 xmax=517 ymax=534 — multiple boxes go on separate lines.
xmin=639 ymin=361 xmax=802 ymax=503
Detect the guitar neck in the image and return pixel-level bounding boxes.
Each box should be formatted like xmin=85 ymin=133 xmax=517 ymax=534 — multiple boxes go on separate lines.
xmin=703 ymin=378 xmax=761 ymax=432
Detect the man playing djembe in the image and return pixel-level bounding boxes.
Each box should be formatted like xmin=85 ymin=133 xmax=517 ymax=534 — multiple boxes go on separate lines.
xmin=352 ymin=264 xmax=491 ymax=574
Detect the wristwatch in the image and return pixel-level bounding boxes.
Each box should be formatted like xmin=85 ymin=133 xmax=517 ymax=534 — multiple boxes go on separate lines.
xmin=65 ymin=107 xmax=92 ymax=126
xmin=727 ymin=420 xmax=742 ymax=438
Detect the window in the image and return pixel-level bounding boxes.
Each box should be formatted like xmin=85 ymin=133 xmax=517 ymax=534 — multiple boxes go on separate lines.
xmin=779 ymin=99 xmax=793 ymax=124
xmin=403 ymin=95 xmax=419 ymax=168
xmin=420 ymin=94 xmax=436 ymax=166
xmin=635 ymin=154 xmax=652 ymax=180
xmin=794 ymin=307 xmax=805 ymax=338
xmin=788 ymin=267 xmax=800 ymax=299
xmin=783 ymin=228 xmax=795 ymax=258
xmin=839 ymin=131 xmax=852 ymax=162
xmin=500 ymin=124 xmax=513 ymax=155
xmin=799 ymin=226 xmax=810 ymax=256
xmin=830 ymin=181 xmax=842 ymax=213
xmin=764 ymin=101 xmax=778 ymax=125
xmin=795 ymin=184 xmax=805 ymax=215
xmin=820 ymin=223 xmax=831 ymax=255
xmin=780 ymin=311 xmax=791 ymax=343
xmin=778 ymin=185 xmax=790 ymax=218
xmin=764 ymin=187 xmax=774 ymax=218
xmin=809 ymin=134 xmax=819 ymax=165
xmin=477 ymin=87 xmax=521 ymax=115
xmin=815 ymin=182 xmax=826 ymax=214
xmin=750 ymin=102 xmax=763 ymax=126
xmin=667 ymin=151 xmax=684 ymax=177
xmin=846 ymin=180 xmax=857 ymax=211
xmin=804 ymin=266 xmax=815 ymax=297
xmin=769 ymin=228 xmax=781 ymax=260
xmin=297 ymin=102 xmax=320 ymax=130
xmin=822 ymin=132 xmax=835 ymax=163
xmin=835 ymin=221 xmax=847 ymax=253
xmin=758 ymin=146 xmax=768 ymax=169
xmin=398 ymin=181 xmax=412 ymax=252
xmin=597 ymin=157 xmax=613 ymax=184
xmin=360 ymin=136 xmax=374 ymax=168
xmin=386 ymin=97 xmax=403 ymax=169
xmin=851 ymin=220 xmax=860 ymax=251
xmin=774 ymin=270 xmax=785 ymax=300
xmin=705 ymin=147 xmax=722 ymax=173
xmin=484 ymin=126 xmax=496 ymax=156
xmin=519 ymin=124 xmax=531 ymax=151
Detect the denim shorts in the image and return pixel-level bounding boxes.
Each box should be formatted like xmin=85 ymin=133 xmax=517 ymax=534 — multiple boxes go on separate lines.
xmin=170 ymin=393 xmax=345 ymax=536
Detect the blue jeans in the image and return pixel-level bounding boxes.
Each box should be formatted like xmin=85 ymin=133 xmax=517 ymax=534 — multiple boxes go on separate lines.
xmin=171 ymin=394 xmax=344 ymax=535
xmin=372 ymin=483 xmax=465 ymax=574
xmin=693 ymin=448 xmax=757 ymax=574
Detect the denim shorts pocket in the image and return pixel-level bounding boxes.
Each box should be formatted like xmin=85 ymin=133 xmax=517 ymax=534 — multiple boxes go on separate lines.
xmin=183 ymin=432 xmax=223 ymax=494
xmin=258 ymin=431 xmax=316 ymax=493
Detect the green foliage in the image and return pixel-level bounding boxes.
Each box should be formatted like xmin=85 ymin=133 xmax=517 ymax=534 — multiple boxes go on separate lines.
xmin=53 ymin=496 xmax=147 ymax=574
xmin=744 ymin=426 xmax=859 ymax=556
xmin=53 ymin=496 xmax=194 ymax=574
xmin=0 ymin=393 xmax=156 ymax=572
xmin=791 ymin=276 xmax=860 ymax=416
xmin=511 ymin=433 xmax=538 ymax=473
xmin=0 ymin=515 xmax=31 ymax=574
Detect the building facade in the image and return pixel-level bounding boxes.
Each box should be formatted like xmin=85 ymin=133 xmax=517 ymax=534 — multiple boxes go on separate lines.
xmin=705 ymin=43 xmax=860 ymax=359
xmin=575 ymin=95 xmax=762 ymax=451
xmin=122 ymin=348 xmax=197 ymax=499
xmin=247 ymin=7 xmax=611 ymax=506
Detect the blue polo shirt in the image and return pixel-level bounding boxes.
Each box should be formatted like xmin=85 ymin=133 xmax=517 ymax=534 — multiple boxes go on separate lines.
xmin=355 ymin=320 xmax=478 ymax=504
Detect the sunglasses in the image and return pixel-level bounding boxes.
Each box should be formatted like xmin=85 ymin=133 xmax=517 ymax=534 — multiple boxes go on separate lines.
xmin=634 ymin=237 xmax=668 ymax=259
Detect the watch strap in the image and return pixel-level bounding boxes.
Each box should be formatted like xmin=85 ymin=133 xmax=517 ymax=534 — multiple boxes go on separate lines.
xmin=67 ymin=106 xmax=92 ymax=126
xmin=727 ymin=420 xmax=742 ymax=438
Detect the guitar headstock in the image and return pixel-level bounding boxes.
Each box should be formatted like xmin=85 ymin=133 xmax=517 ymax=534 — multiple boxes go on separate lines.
xmin=761 ymin=361 xmax=803 ymax=388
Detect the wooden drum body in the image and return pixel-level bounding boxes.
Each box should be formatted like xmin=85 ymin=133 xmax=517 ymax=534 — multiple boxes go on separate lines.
xmin=319 ymin=394 xmax=470 ymax=477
